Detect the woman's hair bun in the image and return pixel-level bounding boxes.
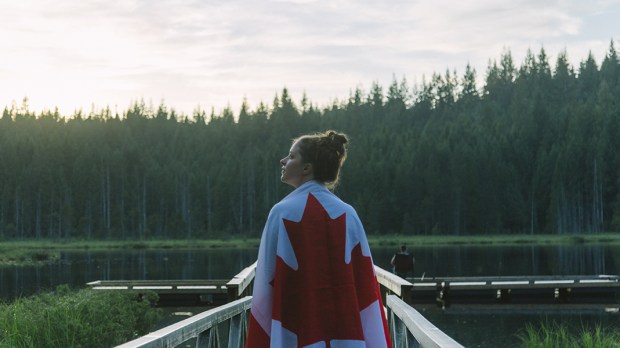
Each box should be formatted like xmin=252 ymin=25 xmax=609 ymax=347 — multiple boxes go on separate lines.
xmin=326 ymin=131 xmax=348 ymax=145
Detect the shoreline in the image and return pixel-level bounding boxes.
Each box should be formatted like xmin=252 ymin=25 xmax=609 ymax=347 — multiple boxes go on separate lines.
xmin=2 ymin=233 xmax=620 ymax=266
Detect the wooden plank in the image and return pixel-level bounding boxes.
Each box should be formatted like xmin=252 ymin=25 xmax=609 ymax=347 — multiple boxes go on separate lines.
xmin=88 ymin=280 xmax=226 ymax=287
xmin=410 ymin=275 xmax=619 ymax=291
xmin=412 ymin=275 xmax=619 ymax=283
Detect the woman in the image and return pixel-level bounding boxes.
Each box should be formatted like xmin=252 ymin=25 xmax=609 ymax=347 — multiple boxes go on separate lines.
xmin=246 ymin=131 xmax=392 ymax=347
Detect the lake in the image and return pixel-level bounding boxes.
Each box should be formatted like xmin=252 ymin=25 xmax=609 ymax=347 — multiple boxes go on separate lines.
xmin=2 ymin=244 xmax=619 ymax=347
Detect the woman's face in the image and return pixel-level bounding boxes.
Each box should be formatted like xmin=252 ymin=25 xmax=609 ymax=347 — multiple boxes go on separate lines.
xmin=280 ymin=141 xmax=313 ymax=188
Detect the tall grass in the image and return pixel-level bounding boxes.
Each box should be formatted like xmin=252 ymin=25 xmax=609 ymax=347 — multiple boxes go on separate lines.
xmin=0 ymin=285 xmax=162 ymax=348
xmin=518 ymin=320 xmax=620 ymax=348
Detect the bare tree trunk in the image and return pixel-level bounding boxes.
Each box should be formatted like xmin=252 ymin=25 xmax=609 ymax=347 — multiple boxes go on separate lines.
xmin=141 ymin=175 xmax=147 ymax=239
xmin=14 ymin=189 xmax=20 ymax=238
xmin=247 ymin=165 xmax=255 ymax=233
xmin=48 ymin=191 xmax=54 ymax=239
xmin=101 ymin=169 xmax=106 ymax=235
xmin=184 ymin=175 xmax=192 ymax=238
xmin=0 ymin=194 xmax=4 ymax=237
xmin=159 ymin=198 xmax=166 ymax=238
xmin=57 ymin=190 xmax=63 ymax=239
xmin=556 ymin=185 xmax=566 ymax=234
xmin=100 ymin=164 xmax=112 ymax=237
xmin=106 ymin=165 xmax=111 ymax=233
xmin=86 ymin=200 xmax=92 ymax=239
xmin=592 ymin=159 xmax=603 ymax=232
xmin=238 ymin=175 xmax=244 ymax=232
xmin=63 ymin=187 xmax=71 ymax=239
xmin=206 ymin=175 xmax=212 ymax=234
xmin=454 ymin=189 xmax=461 ymax=235
xmin=35 ymin=190 xmax=42 ymax=239
xmin=121 ymin=175 xmax=125 ymax=239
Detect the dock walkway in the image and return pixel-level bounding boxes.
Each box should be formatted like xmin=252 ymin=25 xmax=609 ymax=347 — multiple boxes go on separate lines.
xmin=89 ymin=274 xmax=619 ymax=307
xmin=410 ymin=274 xmax=619 ymax=306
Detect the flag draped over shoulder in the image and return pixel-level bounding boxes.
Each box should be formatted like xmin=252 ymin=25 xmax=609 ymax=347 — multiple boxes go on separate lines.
xmin=247 ymin=181 xmax=392 ymax=348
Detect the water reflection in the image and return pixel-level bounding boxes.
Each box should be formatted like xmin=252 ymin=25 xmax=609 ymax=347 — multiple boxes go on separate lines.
xmin=419 ymin=303 xmax=620 ymax=348
xmin=372 ymin=244 xmax=619 ymax=278
xmin=1 ymin=248 xmax=258 ymax=300
xmin=2 ymin=244 xmax=619 ymax=301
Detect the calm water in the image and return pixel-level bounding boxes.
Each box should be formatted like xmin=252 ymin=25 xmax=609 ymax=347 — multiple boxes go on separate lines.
xmin=2 ymin=244 xmax=619 ymax=347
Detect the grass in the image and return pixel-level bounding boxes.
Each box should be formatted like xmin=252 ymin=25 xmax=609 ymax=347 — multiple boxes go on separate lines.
xmin=517 ymin=320 xmax=620 ymax=348
xmin=0 ymin=238 xmax=260 ymax=266
xmin=2 ymin=232 xmax=620 ymax=266
xmin=0 ymin=249 xmax=60 ymax=266
xmin=0 ymin=285 xmax=162 ymax=348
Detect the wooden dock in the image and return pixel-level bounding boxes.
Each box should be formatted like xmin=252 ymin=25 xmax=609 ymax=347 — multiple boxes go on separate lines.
xmin=87 ymin=262 xmax=257 ymax=306
xmin=87 ymin=279 xmax=230 ymax=306
xmin=88 ymin=273 xmax=619 ymax=307
xmin=408 ymin=274 xmax=620 ymax=307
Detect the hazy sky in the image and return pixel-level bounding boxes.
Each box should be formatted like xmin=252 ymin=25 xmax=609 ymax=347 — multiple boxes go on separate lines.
xmin=1 ymin=0 xmax=619 ymax=117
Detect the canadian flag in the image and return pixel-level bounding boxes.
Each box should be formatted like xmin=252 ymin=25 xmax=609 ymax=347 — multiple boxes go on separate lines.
xmin=246 ymin=181 xmax=392 ymax=347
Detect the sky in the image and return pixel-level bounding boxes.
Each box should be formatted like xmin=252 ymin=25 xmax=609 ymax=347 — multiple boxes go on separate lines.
xmin=1 ymin=0 xmax=619 ymax=118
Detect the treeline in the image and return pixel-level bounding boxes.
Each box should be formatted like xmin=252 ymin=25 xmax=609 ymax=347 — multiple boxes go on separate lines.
xmin=1 ymin=42 xmax=619 ymax=239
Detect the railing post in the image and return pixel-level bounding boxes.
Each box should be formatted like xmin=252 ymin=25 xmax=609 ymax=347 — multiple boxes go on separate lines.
xmin=195 ymin=327 xmax=213 ymax=348
xmin=226 ymin=262 xmax=257 ymax=302
xmin=227 ymin=311 xmax=247 ymax=348
xmin=374 ymin=265 xmax=414 ymax=304
xmin=436 ymin=281 xmax=450 ymax=309
xmin=387 ymin=295 xmax=464 ymax=347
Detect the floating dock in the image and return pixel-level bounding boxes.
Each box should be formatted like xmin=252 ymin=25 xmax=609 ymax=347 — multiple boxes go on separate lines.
xmin=88 ymin=274 xmax=619 ymax=307
xmin=409 ymin=274 xmax=620 ymax=306
xmin=86 ymin=279 xmax=230 ymax=306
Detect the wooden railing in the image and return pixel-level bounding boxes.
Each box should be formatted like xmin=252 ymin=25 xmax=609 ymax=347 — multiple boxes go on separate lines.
xmin=374 ymin=265 xmax=413 ymax=302
xmin=226 ymin=261 xmax=257 ymax=302
xmin=387 ymin=295 xmax=464 ymax=347
xmin=373 ymin=266 xmax=464 ymax=347
xmin=116 ymin=296 xmax=251 ymax=348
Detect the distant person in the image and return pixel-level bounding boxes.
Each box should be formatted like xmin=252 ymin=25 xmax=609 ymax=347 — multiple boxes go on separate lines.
xmin=391 ymin=244 xmax=414 ymax=278
xmin=246 ymin=130 xmax=391 ymax=347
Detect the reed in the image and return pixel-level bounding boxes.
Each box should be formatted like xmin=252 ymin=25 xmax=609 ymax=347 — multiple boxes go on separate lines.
xmin=517 ymin=320 xmax=620 ymax=348
xmin=0 ymin=285 xmax=162 ymax=348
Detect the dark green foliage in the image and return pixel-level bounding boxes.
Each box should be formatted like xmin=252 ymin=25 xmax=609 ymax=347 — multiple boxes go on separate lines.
xmin=0 ymin=42 xmax=619 ymax=237
xmin=0 ymin=285 xmax=162 ymax=348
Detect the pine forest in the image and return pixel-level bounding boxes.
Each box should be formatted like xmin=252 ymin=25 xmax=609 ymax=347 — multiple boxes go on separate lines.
xmin=1 ymin=43 xmax=619 ymax=240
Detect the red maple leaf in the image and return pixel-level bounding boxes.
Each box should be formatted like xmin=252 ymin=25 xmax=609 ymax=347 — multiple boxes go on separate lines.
xmin=272 ymin=193 xmax=379 ymax=347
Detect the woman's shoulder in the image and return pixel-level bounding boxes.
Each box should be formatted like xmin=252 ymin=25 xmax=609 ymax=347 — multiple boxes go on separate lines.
xmin=267 ymin=188 xmax=312 ymax=219
xmin=269 ymin=181 xmax=358 ymax=219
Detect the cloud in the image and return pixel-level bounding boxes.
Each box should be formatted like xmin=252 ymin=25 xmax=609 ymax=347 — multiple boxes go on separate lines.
xmin=0 ymin=0 xmax=618 ymax=116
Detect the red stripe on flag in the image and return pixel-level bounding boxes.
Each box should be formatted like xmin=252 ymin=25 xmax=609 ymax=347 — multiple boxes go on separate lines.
xmin=246 ymin=312 xmax=270 ymax=348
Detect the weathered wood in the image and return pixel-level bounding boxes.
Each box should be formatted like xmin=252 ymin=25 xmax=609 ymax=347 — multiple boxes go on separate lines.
xmin=87 ymin=279 xmax=229 ymax=294
xmin=226 ymin=261 xmax=257 ymax=301
xmin=410 ymin=274 xmax=620 ymax=306
xmin=410 ymin=275 xmax=619 ymax=291
xmin=114 ymin=296 xmax=251 ymax=348
xmin=375 ymin=265 xmax=413 ymax=302
xmin=387 ymin=295 xmax=465 ymax=348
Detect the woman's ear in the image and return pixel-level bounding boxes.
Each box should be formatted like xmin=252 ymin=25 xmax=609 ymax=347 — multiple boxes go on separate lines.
xmin=303 ymin=163 xmax=313 ymax=175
